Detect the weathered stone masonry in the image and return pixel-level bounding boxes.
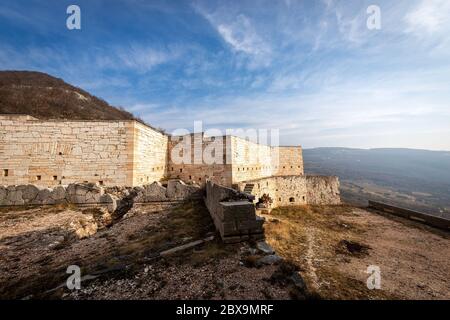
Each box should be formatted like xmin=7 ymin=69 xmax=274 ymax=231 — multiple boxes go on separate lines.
xmin=205 ymin=180 xmax=264 ymax=243
xmin=1 ymin=114 xmax=341 ymax=244
xmin=0 ymin=115 xmax=305 ymax=188
xmin=167 ymin=133 xmax=304 ymax=187
xmin=0 ymin=114 xmax=340 ymax=212
xmin=237 ymin=175 xmax=341 ymax=208
xmin=0 ymin=115 xmax=168 ymax=187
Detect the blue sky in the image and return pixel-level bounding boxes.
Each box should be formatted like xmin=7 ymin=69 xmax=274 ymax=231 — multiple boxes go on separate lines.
xmin=1 ymin=0 xmax=449 ymax=150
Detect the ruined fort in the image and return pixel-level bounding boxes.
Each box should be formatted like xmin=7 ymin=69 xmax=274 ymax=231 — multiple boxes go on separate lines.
xmin=0 ymin=114 xmax=339 ymax=202
xmin=1 ymin=117 xmax=448 ymax=300
xmin=0 ymin=114 xmax=340 ymax=242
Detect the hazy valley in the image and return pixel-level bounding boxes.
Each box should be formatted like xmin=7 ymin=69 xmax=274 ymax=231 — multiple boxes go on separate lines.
xmin=304 ymin=148 xmax=450 ymax=218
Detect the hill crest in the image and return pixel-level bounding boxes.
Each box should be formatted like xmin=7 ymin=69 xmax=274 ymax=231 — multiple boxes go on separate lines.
xmin=0 ymin=71 xmax=136 ymax=121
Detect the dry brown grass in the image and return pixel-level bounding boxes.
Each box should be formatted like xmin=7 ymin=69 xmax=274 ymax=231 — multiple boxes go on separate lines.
xmin=263 ymin=205 xmax=395 ymax=299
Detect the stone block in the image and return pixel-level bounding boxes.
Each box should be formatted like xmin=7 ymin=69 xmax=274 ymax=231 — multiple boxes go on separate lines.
xmin=20 ymin=185 xmax=40 ymax=201
xmin=66 ymin=183 xmax=104 ymax=204
xmin=100 ymin=193 xmax=119 ymax=213
xmin=6 ymin=187 xmax=24 ymax=205
xmin=34 ymin=188 xmax=55 ymax=205
xmin=0 ymin=186 xmax=7 ymax=205
xmin=167 ymin=179 xmax=202 ymax=200
xmin=51 ymin=186 xmax=67 ymax=203
xmin=219 ymin=201 xmax=255 ymax=221
xmin=256 ymin=254 xmax=282 ymax=266
xmin=256 ymin=241 xmax=275 ymax=255
xmin=134 ymin=181 xmax=168 ymax=202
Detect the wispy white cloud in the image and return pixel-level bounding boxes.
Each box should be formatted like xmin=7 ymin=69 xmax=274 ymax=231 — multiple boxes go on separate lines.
xmin=117 ymin=45 xmax=179 ymax=72
xmin=136 ymin=63 xmax=450 ymax=150
xmin=193 ymin=2 xmax=272 ymax=68
xmin=404 ymin=0 xmax=450 ymax=36
xmin=334 ymin=8 xmax=367 ymax=45
xmin=216 ymin=15 xmax=270 ymax=56
xmin=2 ymin=0 xmax=450 ymax=149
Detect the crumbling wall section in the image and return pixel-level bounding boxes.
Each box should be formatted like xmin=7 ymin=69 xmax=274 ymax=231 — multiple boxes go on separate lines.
xmin=205 ymin=180 xmax=264 ymax=243
xmin=134 ymin=180 xmax=202 ymax=202
xmin=305 ymin=176 xmax=341 ymax=205
xmin=0 ymin=183 xmax=118 ymax=212
xmin=0 ymin=180 xmax=202 ymax=213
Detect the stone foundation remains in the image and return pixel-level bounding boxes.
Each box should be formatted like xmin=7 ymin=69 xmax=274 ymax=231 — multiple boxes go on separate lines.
xmin=0 ymin=179 xmax=202 ymax=213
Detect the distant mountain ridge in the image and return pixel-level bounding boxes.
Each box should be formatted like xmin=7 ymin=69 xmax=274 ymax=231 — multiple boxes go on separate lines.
xmin=0 ymin=71 xmax=136 ymax=121
xmin=303 ymin=147 xmax=450 ymax=217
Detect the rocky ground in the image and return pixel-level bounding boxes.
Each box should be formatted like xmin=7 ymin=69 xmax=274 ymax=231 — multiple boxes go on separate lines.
xmin=0 ymin=201 xmax=448 ymax=300
xmin=264 ymin=205 xmax=450 ymax=299
xmin=0 ymin=201 xmax=306 ymax=299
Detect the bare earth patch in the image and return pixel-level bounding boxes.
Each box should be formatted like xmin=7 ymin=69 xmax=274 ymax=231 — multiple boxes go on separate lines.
xmin=264 ymin=205 xmax=450 ymax=300
xmin=0 ymin=202 xmax=294 ymax=300
xmin=1 ymin=202 xmax=448 ymax=300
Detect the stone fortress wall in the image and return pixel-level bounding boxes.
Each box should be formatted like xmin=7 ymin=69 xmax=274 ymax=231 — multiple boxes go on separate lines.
xmin=167 ymin=133 xmax=232 ymax=186
xmin=0 ymin=115 xmax=134 ymax=186
xmin=229 ymin=136 xmax=304 ymax=183
xmin=166 ymin=133 xmax=304 ymax=187
xmin=0 ymin=114 xmax=339 ymax=208
xmin=132 ymin=121 xmax=169 ymax=186
xmin=0 ymin=115 xmax=172 ymax=187
xmin=237 ymin=175 xmax=341 ymax=208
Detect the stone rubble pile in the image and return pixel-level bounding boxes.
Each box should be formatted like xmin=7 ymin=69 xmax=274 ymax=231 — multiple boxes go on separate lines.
xmin=239 ymin=241 xmax=282 ymax=268
xmin=0 ymin=183 xmax=111 ymax=206
xmin=134 ymin=180 xmax=202 ymax=203
xmin=0 ymin=179 xmax=202 ymax=213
